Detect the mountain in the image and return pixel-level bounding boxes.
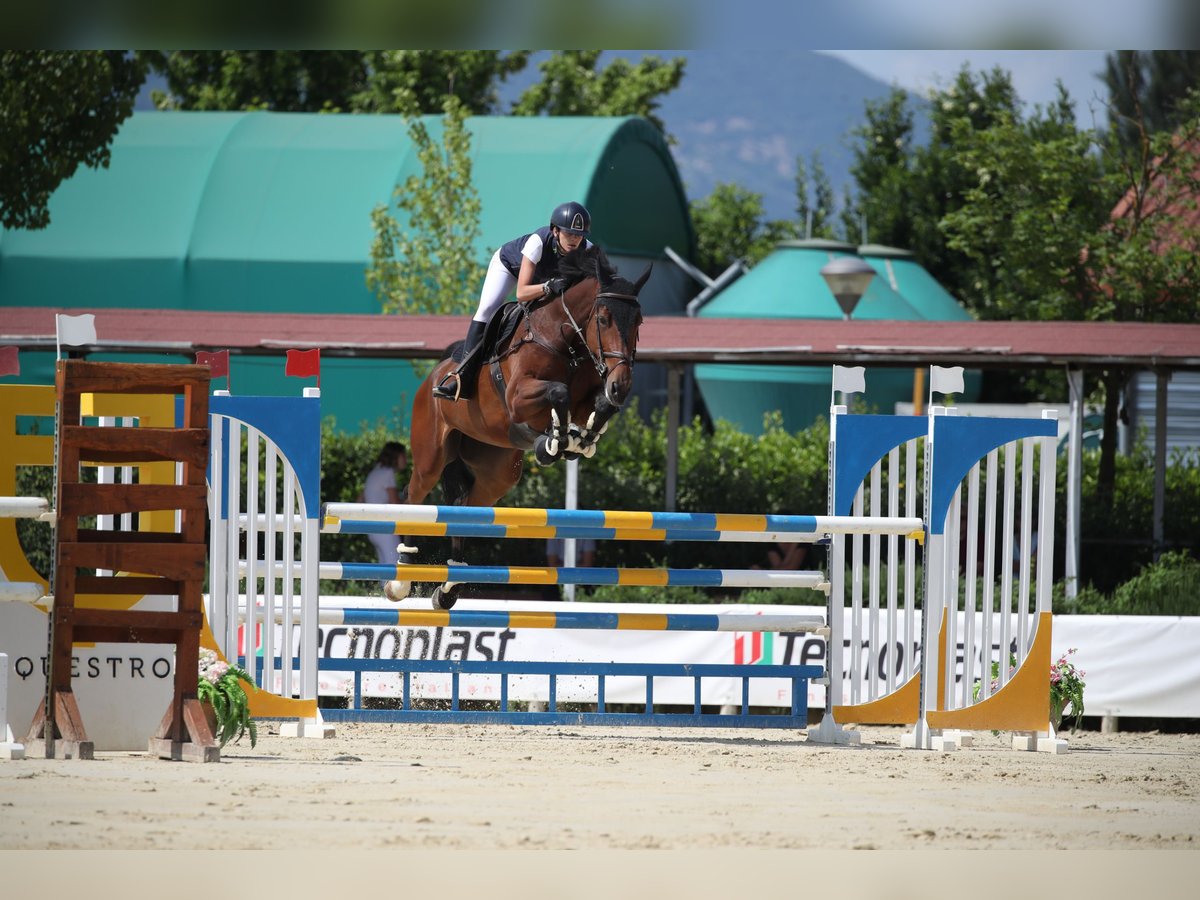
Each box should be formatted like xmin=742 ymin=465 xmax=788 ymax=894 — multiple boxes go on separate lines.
xmin=650 ymin=50 xmax=917 ymax=220
xmin=502 ymin=50 xmax=925 ymax=222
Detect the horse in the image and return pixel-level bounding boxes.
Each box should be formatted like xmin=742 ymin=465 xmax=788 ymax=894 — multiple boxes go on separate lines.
xmin=396 ymin=244 xmax=651 ymax=608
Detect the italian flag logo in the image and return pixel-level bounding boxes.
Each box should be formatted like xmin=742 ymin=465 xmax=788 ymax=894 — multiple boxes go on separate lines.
xmin=733 ymin=630 xmax=774 ymax=665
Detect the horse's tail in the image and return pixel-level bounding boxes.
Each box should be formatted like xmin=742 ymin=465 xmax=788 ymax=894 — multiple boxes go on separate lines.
xmin=440 ymin=456 xmax=475 ymax=507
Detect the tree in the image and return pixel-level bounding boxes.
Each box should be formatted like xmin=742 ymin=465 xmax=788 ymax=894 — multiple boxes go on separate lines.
xmin=794 ymin=153 xmax=838 ymax=239
xmin=366 ymin=93 xmax=485 ymax=317
xmin=844 ymin=67 xmax=1028 ymax=304
xmin=142 ymin=51 xmax=367 ymax=112
xmin=1 ymin=51 xmax=145 ymax=230
xmin=690 ymin=183 xmax=796 ymax=279
xmin=941 ymin=88 xmax=1200 ymax=512
xmin=510 ymin=51 xmax=685 ymax=135
xmin=1103 ymin=52 xmax=1200 ymax=148
xmin=352 ymin=51 xmax=529 ymax=114
xmin=143 ymin=50 xmax=529 ymax=115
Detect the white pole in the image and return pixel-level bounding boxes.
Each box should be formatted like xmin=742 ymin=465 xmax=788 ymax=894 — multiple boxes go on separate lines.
xmin=564 ymin=458 xmax=579 ymax=601
xmin=1065 ymin=369 xmax=1083 ymax=599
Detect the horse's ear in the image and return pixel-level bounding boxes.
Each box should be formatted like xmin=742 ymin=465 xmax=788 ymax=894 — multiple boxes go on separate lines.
xmin=634 ymin=263 xmax=653 ymax=294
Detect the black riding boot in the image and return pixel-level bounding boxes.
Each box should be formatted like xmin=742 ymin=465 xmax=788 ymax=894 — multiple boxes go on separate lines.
xmin=433 ymin=319 xmax=488 ymax=400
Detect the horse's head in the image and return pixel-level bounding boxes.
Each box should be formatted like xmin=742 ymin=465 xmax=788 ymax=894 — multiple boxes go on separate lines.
xmin=592 ymin=265 xmax=650 ymax=409
xmin=557 ymin=246 xmax=651 ymax=409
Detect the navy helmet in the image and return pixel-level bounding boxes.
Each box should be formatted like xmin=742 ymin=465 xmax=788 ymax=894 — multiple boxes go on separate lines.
xmin=550 ymin=201 xmax=591 ymax=236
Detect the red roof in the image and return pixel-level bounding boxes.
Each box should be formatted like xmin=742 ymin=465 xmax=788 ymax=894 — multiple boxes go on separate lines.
xmin=3 ymin=306 xmax=1200 ymax=369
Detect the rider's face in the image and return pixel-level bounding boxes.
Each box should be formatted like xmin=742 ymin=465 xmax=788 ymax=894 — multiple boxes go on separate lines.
xmin=555 ymin=228 xmax=585 ymax=253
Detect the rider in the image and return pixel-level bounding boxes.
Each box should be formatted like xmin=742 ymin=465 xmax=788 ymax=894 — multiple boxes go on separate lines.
xmin=432 ymin=201 xmax=594 ymax=401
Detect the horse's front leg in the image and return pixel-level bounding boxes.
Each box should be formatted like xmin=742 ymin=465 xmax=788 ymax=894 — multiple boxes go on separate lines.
xmin=567 ymin=393 xmax=621 ymax=459
xmin=508 ymin=378 xmax=571 ymax=465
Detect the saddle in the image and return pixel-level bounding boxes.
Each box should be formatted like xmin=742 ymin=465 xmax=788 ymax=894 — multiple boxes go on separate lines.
xmin=446 ymin=300 xmax=539 ymax=399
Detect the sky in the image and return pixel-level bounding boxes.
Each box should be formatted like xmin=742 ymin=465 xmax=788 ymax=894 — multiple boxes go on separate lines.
xmin=819 ymin=51 xmax=1113 ymax=125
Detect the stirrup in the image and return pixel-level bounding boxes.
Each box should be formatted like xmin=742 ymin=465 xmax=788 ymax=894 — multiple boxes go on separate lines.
xmin=432 ymin=373 xmax=461 ymax=401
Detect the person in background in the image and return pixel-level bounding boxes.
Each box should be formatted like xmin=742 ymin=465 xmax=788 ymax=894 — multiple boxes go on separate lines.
xmin=359 ymin=441 xmax=407 ymax=567
xmin=753 ymin=541 xmax=808 ymax=570
xmin=546 ymin=537 xmax=596 ymax=569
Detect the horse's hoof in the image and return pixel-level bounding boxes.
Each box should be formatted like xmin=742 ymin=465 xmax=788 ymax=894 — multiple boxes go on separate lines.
xmin=534 ymin=436 xmax=561 ymax=465
xmin=383 ymin=580 xmax=411 ymax=602
xmin=431 ymin=585 xmax=459 ymax=610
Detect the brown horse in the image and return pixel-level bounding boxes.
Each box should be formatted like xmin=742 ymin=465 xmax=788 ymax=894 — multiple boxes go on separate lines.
xmin=398 ymin=245 xmax=651 ymax=607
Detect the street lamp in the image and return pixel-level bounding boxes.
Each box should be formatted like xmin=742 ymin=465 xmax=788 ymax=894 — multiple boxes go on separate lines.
xmin=820 ymin=256 xmax=876 ymax=321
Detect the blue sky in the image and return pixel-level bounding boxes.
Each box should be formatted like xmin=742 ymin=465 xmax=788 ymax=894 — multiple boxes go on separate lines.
xmin=819 ymin=51 xmax=1112 ymax=124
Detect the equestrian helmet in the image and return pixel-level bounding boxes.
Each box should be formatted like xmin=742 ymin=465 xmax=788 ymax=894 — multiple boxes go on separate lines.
xmin=550 ymin=201 xmax=591 ymax=236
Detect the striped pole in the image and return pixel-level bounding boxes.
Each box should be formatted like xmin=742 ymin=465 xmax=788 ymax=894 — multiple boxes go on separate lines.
xmin=250 ymin=606 xmax=826 ymax=634
xmin=322 ymin=502 xmax=923 ymax=539
xmin=322 ymin=562 xmax=830 ymax=592
xmin=322 ymin=517 xmax=832 ymax=544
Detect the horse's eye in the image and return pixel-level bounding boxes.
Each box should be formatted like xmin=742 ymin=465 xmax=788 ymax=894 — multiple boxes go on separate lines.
xmin=598 ymin=313 xmax=611 ymax=326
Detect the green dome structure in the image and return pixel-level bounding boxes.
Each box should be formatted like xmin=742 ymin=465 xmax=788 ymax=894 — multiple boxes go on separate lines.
xmin=1 ymin=111 xmax=694 ymax=430
xmin=695 ymin=240 xmax=947 ymax=432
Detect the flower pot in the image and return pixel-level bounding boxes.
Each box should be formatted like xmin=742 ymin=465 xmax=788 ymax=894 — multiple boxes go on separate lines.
xmin=1049 ymin=695 xmax=1067 ymax=732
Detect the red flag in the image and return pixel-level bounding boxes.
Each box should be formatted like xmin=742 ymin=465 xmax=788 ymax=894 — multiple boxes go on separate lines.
xmin=196 ymin=349 xmax=229 ymax=378
xmin=0 ymin=346 xmax=18 ymax=377
xmin=285 ymin=348 xmax=321 ymax=389
xmin=196 ymin=349 xmax=232 ymax=394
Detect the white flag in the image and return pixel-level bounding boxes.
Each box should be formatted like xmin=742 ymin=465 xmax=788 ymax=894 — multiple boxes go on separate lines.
xmin=832 ymin=365 xmax=866 ymax=395
xmin=930 ymin=365 xmax=964 ymax=395
xmin=57 ymin=313 xmax=97 ymax=346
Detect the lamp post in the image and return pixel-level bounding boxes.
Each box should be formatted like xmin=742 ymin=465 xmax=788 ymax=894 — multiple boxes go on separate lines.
xmin=820 ymin=256 xmax=876 ymax=321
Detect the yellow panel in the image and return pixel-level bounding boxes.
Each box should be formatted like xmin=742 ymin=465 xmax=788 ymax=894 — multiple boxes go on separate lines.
xmin=505 ymin=566 xmax=557 ymax=585
xmin=714 ymin=513 xmax=767 ymax=532
xmin=617 ymin=569 xmax=669 ymax=587
xmin=508 ymin=612 xmax=556 ymax=629
xmin=617 ymin=613 xmax=668 ymax=630
xmin=397 ymin=565 xmax=450 ymax=582
xmin=397 ymin=610 xmax=452 ymax=628
xmin=928 ymin=612 xmax=1053 ymax=732
xmin=0 ymin=386 xmax=55 ymax=592
xmin=492 ymin=508 xmax=549 ymax=526
xmin=395 ymin=522 xmax=448 ymax=536
xmin=613 ymin=528 xmax=666 ymax=541
xmin=602 ymin=511 xmax=655 ymax=529
xmin=834 ymin=671 xmax=920 ymax=725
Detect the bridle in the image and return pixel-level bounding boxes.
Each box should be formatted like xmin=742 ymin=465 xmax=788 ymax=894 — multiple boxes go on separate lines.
xmin=559 ymin=290 xmax=640 ymax=381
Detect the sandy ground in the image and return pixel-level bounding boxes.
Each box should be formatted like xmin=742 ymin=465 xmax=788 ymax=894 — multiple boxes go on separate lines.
xmin=1 ymin=722 xmax=1197 ymax=850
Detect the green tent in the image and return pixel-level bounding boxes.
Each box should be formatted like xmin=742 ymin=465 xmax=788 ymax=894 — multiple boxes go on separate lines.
xmin=1 ymin=111 xmax=693 ymax=430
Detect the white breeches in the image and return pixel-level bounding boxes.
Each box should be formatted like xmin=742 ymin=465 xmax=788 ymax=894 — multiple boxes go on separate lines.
xmin=473 ymin=251 xmax=518 ymax=323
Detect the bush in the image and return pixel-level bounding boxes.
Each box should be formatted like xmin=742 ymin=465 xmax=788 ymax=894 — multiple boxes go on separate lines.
xmin=1059 ymin=550 xmax=1200 ymax=616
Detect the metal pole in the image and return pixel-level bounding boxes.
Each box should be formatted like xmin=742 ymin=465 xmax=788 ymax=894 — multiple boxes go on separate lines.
xmin=1066 ymin=368 xmax=1083 ymax=599
xmin=1153 ymin=370 xmax=1170 ymax=561
xmin=666 ymin=363 xmax=680 ymax=512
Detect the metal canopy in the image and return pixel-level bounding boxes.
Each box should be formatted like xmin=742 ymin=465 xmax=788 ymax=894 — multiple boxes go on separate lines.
xmin=4 ymin=307 xmax=1200 ymax=371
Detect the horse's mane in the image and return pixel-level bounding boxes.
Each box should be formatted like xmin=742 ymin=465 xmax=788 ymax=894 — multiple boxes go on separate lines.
xmin=556 ymin=244 xmax=642 ymax=342
xmin=557 ymin=244 xmax=618 ymax=288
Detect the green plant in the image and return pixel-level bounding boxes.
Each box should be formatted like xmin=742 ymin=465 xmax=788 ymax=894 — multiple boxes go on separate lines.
xmin=1050 ymin=648 xmax=1086 ymax=733
xmin=197 ymin=648 xmax=257 ymax=747
xmin=973 ymin=649 xmax=1087 ymax=733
